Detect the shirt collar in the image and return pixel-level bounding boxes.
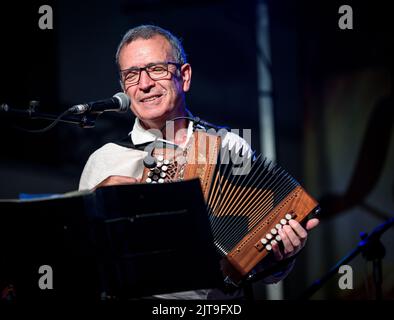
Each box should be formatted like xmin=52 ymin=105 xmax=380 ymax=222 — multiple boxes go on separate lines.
xmin=129 ymin=111 xmax=195 ymax=148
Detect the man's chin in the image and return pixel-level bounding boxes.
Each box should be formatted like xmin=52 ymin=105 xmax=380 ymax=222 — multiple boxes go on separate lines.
xmin=137 ymin=111 xmax=171 ymax=128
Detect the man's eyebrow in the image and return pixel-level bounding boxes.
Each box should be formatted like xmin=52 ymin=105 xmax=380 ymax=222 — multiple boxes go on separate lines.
xmin=121 ymin=61 xmax=166 ymax=72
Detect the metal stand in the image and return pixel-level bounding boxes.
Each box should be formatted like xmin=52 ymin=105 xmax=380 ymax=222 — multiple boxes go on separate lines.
xmin=299 ymin=217 xmax=394 ymax=300
xmin=1 ymin=102 xmax=98 ymax=128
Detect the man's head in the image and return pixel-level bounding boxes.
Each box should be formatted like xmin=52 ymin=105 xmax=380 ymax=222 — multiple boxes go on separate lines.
xmin=116 ymin=25 xmax=192 ymax=129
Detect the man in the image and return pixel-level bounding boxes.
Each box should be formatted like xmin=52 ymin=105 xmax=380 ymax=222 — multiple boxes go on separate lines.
xmin=79 ymin=25 xmax=319 ymax=299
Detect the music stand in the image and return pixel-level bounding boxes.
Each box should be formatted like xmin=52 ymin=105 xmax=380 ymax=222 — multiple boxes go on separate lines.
xmin=0 ymin=179 xmax=224 ymax=301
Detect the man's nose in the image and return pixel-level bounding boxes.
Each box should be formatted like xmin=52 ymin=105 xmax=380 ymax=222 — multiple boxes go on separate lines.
xmin=138 ymin=70 xmax=155 ymax=91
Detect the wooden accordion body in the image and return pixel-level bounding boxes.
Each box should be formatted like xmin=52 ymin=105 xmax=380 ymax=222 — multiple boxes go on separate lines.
xmin=142 ymin=130 xmax=319 ymax=284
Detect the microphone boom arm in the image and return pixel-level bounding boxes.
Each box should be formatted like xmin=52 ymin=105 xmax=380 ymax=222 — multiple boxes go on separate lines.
xmin=1 ymin=104 xmax=98 ymax=128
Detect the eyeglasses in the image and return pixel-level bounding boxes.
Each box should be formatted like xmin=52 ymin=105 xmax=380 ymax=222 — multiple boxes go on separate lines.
xmin=120 ymin=61 xmax=182 ymax=86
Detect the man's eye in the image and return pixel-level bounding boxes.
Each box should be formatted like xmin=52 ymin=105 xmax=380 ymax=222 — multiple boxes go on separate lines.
xmin=150 ymin=66 xmax=166 ymax=73
xmin=125 ymin=72 xmax=139 ymax=80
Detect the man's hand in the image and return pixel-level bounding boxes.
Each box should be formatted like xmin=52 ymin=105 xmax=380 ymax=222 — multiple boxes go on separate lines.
xmin=94 ymin=175 xmax=140 ymax=190
xmin=271 ymin=218 xmax=319 ymax=261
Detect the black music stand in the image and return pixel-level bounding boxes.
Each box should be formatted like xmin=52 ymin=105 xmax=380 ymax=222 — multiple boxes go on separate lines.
xmin=0 ymin=179 xmax=223 ymax=301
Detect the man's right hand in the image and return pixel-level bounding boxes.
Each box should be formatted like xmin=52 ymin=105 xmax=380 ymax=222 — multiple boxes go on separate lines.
xmin=94 ymin=175 xmax=140 ymax=190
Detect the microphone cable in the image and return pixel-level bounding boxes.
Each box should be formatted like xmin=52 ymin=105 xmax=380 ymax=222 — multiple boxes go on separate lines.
xmin=10 ymin=109 xmax=73 ymax=133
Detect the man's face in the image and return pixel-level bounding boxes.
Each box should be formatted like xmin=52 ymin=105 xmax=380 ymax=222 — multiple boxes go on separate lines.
xmin=118 ymin=35 xmax=191 ymax=128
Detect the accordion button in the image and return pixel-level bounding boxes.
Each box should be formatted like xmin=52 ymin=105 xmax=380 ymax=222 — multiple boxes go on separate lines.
xmin=271 ymin=240 xmax=277 ymax=246
xmin=164 ymin=159 xmax=170 ymax=165
xmin=261 ymin=238 xmax=268 ymax=245
xmin=275 ymin=235 xmax=282 ymax=242
xmin=158 ymin=178 xmax=164 ymax=183
xmin=271 ymin=228 xmax=277 ymax=235
xmin=148 ymin=171 xmax=153 ymax=177
xmin=162 ymin=165 xmax=168 ymax=171
xmin=154 ymin=168 xmax=160 ymax=174
xmin=157 ymin=155 xmax=164 ymax=162
xmin=285 ymin=213 xmax=292 ymax=220
xmin=280 ymin=219 xmax=287 ymax=225
xmin=157 ymin=162 xmax=163 ymax=168
xmin=160 ymin=172 xmax=166 ymax=178
xmin=146 ymin=178 xmax=152 ymax=183
xmin=266 ymin=234 xmax=273 ymax=240
xmin=276 ymin=224 xmax=282 ymax=230
xmin=266 ymin=244 xmax=272 ymax=251
xmin=153 ymin=175 xmax=159 ymax=181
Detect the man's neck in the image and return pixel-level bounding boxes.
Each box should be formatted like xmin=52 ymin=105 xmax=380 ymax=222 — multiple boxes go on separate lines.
xmin=140 ymin=109 xmax=189 ymax=145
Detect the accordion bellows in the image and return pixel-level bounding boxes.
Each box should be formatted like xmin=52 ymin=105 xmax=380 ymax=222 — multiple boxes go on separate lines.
xmin=142 ymin=130 xmax=319 ymax=284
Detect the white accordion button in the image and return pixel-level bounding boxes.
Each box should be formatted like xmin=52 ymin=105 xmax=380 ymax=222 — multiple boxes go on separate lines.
xmin=266 ymin=244 xmax=272 ymax=251
xmin=163 ymin=159 xmax=170 ymax=165
xmin=162 ymin=165 xmax=168 ymax=171
xmin=160 ymin=172 xmax=166 ymax=178
xmin=157 ymin=162 xmax=162 ymax=168
xmin=280 ymin=219 xmax=287 ymax=225
xmin=261 ymin=238 xmax=268 ymax=245
xmin=276 ymin=224 xmax=282 ymax=230
xmin=275 ymin=235 xmax=282 ymax=242
xmin=146 ymin=178 xmax=152 ymax=183
xmin=157 ymin=155 xmax=164 ymax=162
xmin=265 ymin=234 xmax=273 ymax=240
xmin=158 ymin=178 xmax=164 ymax=183
xmin=285 ymin=213 xmax=292 ymax=220
xmin=271 ymin=228 xmax=277 ymax=235
xmin=271 ymin=240 xmax=277 ymax=246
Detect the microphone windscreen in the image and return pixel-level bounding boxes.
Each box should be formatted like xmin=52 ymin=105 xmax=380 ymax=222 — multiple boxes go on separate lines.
xmin=113 ymin=92 xmax=131 ymax=111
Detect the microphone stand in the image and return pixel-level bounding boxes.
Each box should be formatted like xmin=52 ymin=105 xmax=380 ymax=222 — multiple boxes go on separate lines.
xmin=299 ymin=217 xmax=394 ymax=300
xmin=0 ymin=102 xmax=98 ymax=128
xmin=30 ymin=111 xmax=98 ymax=128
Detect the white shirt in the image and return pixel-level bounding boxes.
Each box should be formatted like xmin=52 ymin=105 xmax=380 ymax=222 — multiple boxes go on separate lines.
xmin=79 ymin=117 xmax=252 ymax=191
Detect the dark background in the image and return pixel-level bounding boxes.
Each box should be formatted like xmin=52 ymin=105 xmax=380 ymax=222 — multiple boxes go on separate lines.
xmin=0 ymin=0 xmax=393 ymax=300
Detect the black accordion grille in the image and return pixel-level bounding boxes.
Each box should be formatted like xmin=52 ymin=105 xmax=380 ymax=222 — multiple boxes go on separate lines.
xmin=206 ymin=146 xmax=300 ymax=256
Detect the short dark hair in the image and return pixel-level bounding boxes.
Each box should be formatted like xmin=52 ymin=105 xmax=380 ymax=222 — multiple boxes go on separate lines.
xmin=115 ymin=25 xmax=187 ymax=69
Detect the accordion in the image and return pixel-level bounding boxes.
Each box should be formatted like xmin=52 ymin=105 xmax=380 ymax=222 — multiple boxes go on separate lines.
xmin=141 ymin=130 xmax=319 ymax=284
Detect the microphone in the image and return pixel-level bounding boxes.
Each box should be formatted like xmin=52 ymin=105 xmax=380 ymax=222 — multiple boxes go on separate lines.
xmin=192 ymin=116 xmax=230 ymax=131
xmin=68 ymin=92 xmax=130 ymax=114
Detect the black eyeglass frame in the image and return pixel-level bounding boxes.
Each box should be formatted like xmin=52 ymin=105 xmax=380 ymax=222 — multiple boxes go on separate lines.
xmin=119 ymin=61 xmax=183 ymax=86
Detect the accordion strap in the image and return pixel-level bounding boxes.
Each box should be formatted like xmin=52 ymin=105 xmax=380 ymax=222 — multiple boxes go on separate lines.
xmin=183 ymin=130 xmax=221 ymax=201
xmin=139 ymin=130 xmax=222 ymax=202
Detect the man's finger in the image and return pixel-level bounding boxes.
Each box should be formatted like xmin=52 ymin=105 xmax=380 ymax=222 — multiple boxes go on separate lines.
xmin=306 ymin=218 xmax=319 ymax=231
xmin=272 ymin=242 xmax=283 ymax=261
xmin=278 ymin=228 xmax=294 ymax=254
xmin=282 ymin=225 xmax=301 ymax=248
xmin=288 ymin=220 xmax=308 ymax=241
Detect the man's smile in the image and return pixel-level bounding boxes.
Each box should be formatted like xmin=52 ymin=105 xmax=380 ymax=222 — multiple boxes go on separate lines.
xmin=140 ymin=93 xmax=164 ymax=103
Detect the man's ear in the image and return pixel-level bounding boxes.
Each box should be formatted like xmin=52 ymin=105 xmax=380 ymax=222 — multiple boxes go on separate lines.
xmin=180 ymin=63 xmax=192 ymax=92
